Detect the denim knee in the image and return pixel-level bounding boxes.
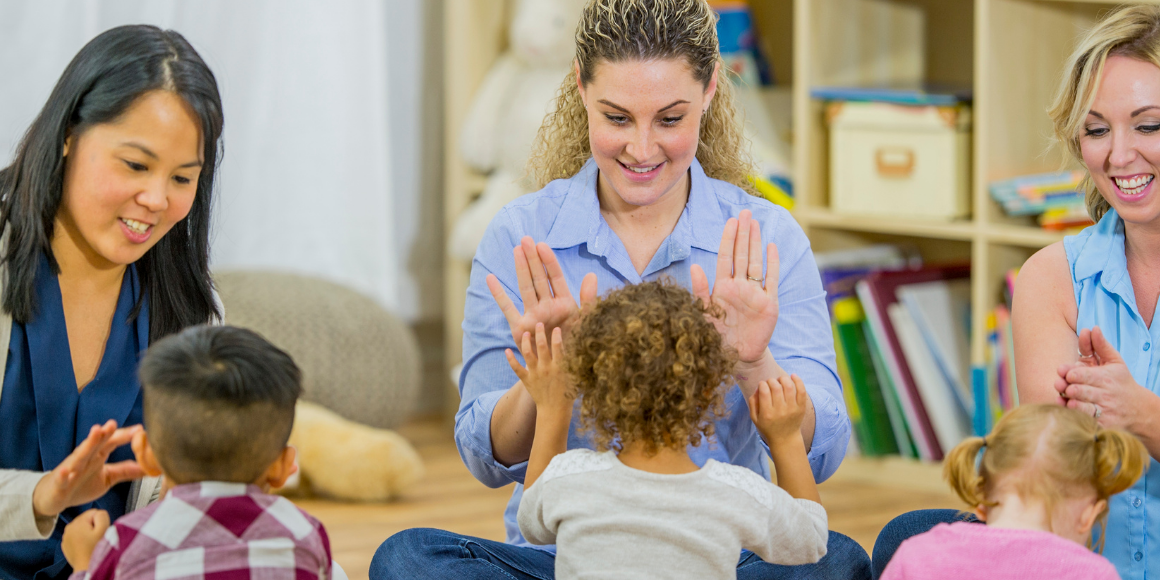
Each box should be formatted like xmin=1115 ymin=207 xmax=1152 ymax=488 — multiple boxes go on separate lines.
xmin=825 ymin=531 xmax=872 ymax=580
xmin=370 ymin=528 xmax=460 ymax=580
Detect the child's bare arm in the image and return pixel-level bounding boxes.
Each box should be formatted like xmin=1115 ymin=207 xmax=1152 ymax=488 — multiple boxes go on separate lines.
xmin=505 ymin=324 xmax=574 ymax=489
xmin=748 ymin=375 xmax=820 ymax=503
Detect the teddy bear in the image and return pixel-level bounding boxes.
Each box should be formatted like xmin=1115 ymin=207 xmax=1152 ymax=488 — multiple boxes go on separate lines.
xmin=449 ymin=0 xmax=586 ymax=261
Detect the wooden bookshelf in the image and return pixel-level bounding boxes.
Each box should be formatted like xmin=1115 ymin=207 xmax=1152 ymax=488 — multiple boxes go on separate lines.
xmin=787 ymin=0 xmax=1160 ymax=368
xmin=443 ymin=0 xmax=1150 ymax=415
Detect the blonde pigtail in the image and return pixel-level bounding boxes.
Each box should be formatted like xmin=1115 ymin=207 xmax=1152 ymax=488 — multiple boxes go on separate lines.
xmin=1093 ymin=429 xmax=1150 ymax=498
xmin=943 ymin=436 xmax=990 ymax=510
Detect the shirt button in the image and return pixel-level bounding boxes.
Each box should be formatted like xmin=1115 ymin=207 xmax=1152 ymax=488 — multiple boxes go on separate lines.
xmin=1134 ymin=497 xmax=1143 ymax=508
xmin=1146 ymin=343 xmax=1152 ymax=351
xmin=1136 ymin=552 xmax=1144 ymax=562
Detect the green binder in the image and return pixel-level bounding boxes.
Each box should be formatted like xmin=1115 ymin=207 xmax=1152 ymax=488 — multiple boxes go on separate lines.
xmin=833 ymin=297 xmax=899 ymax=455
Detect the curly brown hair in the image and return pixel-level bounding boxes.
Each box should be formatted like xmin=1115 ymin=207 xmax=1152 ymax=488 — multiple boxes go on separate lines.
xmin=563 ymin=279 xmax=736 ymax=455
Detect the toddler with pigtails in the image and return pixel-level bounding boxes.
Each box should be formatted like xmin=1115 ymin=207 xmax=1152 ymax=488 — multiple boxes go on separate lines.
xmin=504 ymin=279 xmax=829 ymax=579
xmin=881 ymin=404 xmax=1148 ymax=580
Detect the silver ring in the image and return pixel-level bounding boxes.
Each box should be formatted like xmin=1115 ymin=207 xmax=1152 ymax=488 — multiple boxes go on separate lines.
xmin=1093 ymin=405 xmax=1103 ymax=420
xmin=747 ymin=276 xmax=763 ymax=283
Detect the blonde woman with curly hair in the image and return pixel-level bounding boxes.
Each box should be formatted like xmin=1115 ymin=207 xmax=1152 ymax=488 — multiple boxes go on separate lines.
xmin=373 ymin=1 xmax=864 ymax=578
xmin=507 ymin=281 xmax=828 ymax=579
xmin=875 ymin=6 xmax=1160 ymax=578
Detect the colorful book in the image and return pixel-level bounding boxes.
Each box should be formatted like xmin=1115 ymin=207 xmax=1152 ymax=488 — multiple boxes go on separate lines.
xmin=864 ymin=318 xmax=917 ymax=458
xmin=833 ymin=297 xmax=898 ymax=456
xmin=889 ymin=303 xmax=973 ymax=454
xmin=833 ymin=319 xmax=871 ymax=456
xmin=855 ymin=264 xmax=972 ymax=461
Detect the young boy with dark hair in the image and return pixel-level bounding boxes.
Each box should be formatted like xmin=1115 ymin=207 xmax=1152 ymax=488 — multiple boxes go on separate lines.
xmin=61 ymin=325 xmax=339 ymax=580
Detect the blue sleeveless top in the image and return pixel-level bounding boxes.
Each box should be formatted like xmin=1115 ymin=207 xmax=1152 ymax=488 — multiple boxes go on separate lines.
xmin=1065 ymin=208 xmax=1160 ymax=579
xmin=0 ymin=255 xmax=148 ymax=580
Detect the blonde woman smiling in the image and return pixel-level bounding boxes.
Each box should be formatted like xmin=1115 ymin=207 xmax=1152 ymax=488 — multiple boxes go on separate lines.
xmin=373 ymin=1 xmax=866 ymax=578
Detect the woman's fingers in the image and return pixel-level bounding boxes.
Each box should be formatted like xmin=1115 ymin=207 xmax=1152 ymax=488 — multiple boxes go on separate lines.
xmin=522 ymin=237 xmax=552 ymax=301
xmin=1090 ymin=326 xmax=1123 ymax=364
xmin=579 ymin=273 xmax=598 ymax=311
xmin=734 ymin=211 xmax=752 ymax=280
xmin=513 ymin=245 xmax=539 ymax=307
xmin=538 ymin=243 xmax=571 ymax=302
xmin=487 ymin=274 xmax=523 ymax=328
xmin=1063 ymin=383 xmax=1098 ymax=405
xmin=715 ymin=218 xmax=738 ymax=281
xmin=1065 ymin=397 xmax=1100 ymax=419
xmin=690 ymin=264 xmax=711 ymax=305
xmin=1078 ymin=328 xmax=1094 ymax=362
xmin=747 ymin=219 xmax=763 ymax=282
xmin=101 ymin=460 xmax=147 ymax=486
xmin=96 ymin=425 xmax=142 ymax=457
xmin=765 ymin=243 xmax=780 ymax=300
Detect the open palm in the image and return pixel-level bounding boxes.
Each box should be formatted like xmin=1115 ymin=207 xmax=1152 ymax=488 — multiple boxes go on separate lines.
xmin=488 ymin=236 xmax=597 ymax=350
xmin=692 ymin=210 xmax=779 ymax=363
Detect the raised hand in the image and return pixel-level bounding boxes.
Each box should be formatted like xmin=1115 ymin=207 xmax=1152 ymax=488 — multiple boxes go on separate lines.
xmin=488 ymin=236 xmax=597 ymax=350
xmin=748 ymin=374 xmax=819 ymax=502
xmin=505 ymin=323 xmax=574 ymax=415
xmin=32 ymin=421 xmax=146 ymax=519
xmin=62 ymin=508 xmax=110 ymax=571
xmin=691 ymin=210 xmax=779 ymax=363
xmin=748 ymin=375 xmax=808 ymax=446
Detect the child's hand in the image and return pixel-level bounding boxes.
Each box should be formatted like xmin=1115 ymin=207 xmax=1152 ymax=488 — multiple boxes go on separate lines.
xmin=748 ymin=374 xmax=808 ymax=445
xmin=62 ymin=508 xmax=109 ymax=571
xmin=506 ymin=323 xmax=573 ymax=416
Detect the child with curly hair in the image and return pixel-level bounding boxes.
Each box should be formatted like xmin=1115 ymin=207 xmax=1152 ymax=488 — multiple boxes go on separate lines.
xmin=881 ymin=404 xmax=1148 ymax=580
xmin=504 ymin=280 xmax=828 ymax=579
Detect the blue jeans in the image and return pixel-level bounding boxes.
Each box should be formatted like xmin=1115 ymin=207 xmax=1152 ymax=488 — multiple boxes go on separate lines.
xmin=871 ymin=509 xmax=980 ymax=579
xmin=370 ymin=527 xmax=872 ymax=580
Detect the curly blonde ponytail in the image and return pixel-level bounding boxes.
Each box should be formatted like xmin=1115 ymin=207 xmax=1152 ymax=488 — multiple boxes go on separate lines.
xmin=528 ymin=0 xmax=757 ymax=195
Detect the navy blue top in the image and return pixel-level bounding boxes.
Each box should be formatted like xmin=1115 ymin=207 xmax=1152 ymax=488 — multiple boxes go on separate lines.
xmin=0 ymin=255 xmax=148 ymax=580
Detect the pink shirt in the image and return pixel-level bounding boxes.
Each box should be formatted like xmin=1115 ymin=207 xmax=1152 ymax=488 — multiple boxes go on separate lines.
xmin=881 ymin=522 xmax=1120 ymax=580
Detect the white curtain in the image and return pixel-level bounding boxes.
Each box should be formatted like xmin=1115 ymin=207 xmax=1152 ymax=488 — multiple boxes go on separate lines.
xmin=0 ymin=0 xmax=442 ymax=321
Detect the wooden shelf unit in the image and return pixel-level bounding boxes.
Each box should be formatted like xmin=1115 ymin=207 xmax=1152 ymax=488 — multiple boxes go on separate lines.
xmin=789 ymin=0 xmax=1153 ymax=367
xmin=442 ymin=0 xmax=1149 ymax=414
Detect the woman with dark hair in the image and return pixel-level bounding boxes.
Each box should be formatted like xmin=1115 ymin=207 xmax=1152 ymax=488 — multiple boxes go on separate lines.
xmin=0 ymin=24 xmax=222 ymax=578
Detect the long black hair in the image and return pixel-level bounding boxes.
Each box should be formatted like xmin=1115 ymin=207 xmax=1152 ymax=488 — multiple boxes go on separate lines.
xmin=0 ymin=24 xmax=222 ymax=340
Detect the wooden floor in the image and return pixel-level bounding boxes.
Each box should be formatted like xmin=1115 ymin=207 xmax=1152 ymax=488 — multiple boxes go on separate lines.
xmin=294 ymin=419 xmax=963 ymax=580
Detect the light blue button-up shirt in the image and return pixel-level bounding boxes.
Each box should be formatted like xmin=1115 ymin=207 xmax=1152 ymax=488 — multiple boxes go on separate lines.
xmin=456 ymin=158 xmax=850 ymax=549
xmin=1066 ymin=208 xmax=1160 ymax=579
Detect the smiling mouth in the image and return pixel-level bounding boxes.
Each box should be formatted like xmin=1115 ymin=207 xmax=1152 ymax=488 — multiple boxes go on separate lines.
xmin=620 ymin=161 xmax=662 ymax=173
xmin=1114 ymin=174 xmax=1154 ymax=195
xmin=121 ymin=218 xmax=152 ymax=234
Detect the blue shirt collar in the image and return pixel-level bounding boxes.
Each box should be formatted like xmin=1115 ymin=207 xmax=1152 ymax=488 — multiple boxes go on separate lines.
xmin=1073 ymin=207 xmax=1127 ymax=290
xmin=542 ymin=157 xmax=728 ymax=256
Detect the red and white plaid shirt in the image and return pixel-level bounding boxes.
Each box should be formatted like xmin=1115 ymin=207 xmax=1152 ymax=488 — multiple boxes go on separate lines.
xmin=71 ymin=482 xmax=332 ymax=580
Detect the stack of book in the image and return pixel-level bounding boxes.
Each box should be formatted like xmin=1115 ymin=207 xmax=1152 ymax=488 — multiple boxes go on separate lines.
xmin=976 ymin=269 xmax=1019 ymax=436
xmin=819 ymin=246 xmax=973 ymax=461
xmin=988 ymin=171 xmax=1094 ymax=231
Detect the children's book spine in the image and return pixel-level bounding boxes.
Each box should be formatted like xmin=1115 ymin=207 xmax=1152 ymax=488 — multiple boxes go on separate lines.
xmin=833 ymin=298 xmax=899 ymax=455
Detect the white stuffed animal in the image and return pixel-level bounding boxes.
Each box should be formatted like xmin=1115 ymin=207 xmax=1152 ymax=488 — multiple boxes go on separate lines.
xmin=450 ymin=0 xmax=586 ymax=261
